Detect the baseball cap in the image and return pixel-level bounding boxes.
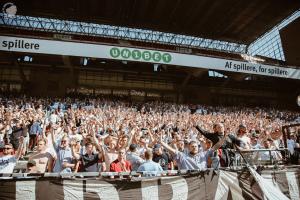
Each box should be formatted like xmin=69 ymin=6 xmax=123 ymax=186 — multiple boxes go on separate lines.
xmin=153 ymin=143 xmax=161 ymax=151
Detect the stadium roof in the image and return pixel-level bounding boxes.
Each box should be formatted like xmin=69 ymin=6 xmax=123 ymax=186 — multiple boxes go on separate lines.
xmin=14 ymin=0 xmax=300 ymax=45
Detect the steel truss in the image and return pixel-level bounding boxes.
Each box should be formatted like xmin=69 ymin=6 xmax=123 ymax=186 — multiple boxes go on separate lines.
xmin=247 ymin=10 xmax=300 ymax=61
xmin=0 ymin=13 xmax=247 ymax=54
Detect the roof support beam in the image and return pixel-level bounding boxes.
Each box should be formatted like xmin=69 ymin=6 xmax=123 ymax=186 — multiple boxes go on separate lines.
xmin=0 ymin=13 xmax=247 ymax=54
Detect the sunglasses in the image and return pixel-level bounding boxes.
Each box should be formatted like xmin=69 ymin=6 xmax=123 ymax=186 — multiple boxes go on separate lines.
xmin=61 ymin=140 xmax=67 ymax=143
xmin=3 ymin=147 xmax=12 ymax=150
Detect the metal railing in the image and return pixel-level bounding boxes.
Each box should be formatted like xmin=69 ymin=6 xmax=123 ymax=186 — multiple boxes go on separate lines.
xmin=232 ymin=148 xmax=289 ymax=167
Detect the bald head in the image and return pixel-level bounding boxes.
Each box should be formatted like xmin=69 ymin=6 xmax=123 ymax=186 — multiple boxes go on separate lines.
xmin=213 ymin=123 xmax=224 ymax=134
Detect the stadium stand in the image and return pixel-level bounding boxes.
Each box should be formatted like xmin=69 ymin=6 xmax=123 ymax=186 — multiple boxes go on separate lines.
xmin=0 ymin=1 xmax=300 ymax=199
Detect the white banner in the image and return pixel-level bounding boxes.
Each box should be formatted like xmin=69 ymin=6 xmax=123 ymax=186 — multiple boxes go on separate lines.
xmin=1 ymin=35 xmax=300 ymax=80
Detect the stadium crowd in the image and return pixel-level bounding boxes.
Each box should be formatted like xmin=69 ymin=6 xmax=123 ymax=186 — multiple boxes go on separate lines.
xmin=0 ymin=96 xmax=299 ymax=175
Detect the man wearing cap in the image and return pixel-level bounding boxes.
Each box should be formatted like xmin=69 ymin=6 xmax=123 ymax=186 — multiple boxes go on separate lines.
xmin=126 ymin=143 xmax=144 ymax=171
xmin=152 ymin=143 xmax=172 ymax=170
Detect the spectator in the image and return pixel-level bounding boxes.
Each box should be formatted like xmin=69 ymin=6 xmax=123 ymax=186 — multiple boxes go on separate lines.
xmin=71 ymin=129 xmax=103 ymax=172
xmin=126 ymin=144 xmax=144 ymax=171
xmin=1 ymin=95 xmax=299 ymax=174
xmin=29 ymin=116 xmax=42 ymax=150
xmin=195 ymin=122 xmax=239 ymax=167
xmin=152 ymin=144 xmax=172 ymax=170
xmin=175 ymin=138 xmax=187 ymax=153
xmin=250 ymin=134 xmax=261 ymax=149
xmin=102 ymin=139 xmax=118 ymax=172
xmin=110 ymin=148 xmax=131 ymax=172
xmin=160 ymin=139 xmax=206 ymax=170
xmin=137 ymin=150 xmax=163 ymax=176
xmin=0 ymin=136 xmax=24 ymax=173
xmin=255 ymin=140 xmax=282 ymax=163
xmin=9 ymin=119 xmax=27 ymax=149
xmin=202 ymin=139 xmax=219 ymax=169
xmin=28 ymin=138 xmax=54 ymax=173
xmin=237 ymin=124 xmax=251 ymax=150
xmin=160 ymin=133 xmax=227 ymax=170
xmin=51 ymin=133 xmax=74 ymax=173
xmin=26 ymin=160 xmax=38 ymax=173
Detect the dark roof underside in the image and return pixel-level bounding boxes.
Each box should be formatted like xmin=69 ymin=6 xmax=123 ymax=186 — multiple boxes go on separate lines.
xmin=11 ymin=0 xmax=300 ymax=45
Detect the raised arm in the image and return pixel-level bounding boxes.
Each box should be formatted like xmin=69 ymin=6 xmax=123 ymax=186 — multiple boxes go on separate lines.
xmin=159 ymin=134 xmax=177 ymax=155
xmin=15 ymin=136 xmax=25 ymax=160
xmin=211 ymin=133 xmax=228 ymax=151
xmin=91 ymin=126 xmax=104 ymax=160
xmin=147 ymin=130 xmax=157 ymax=148
xmin=195 ymin=125 xmax=215 ymax=142
xmin=71 ymin=141 xmax=81 ymax=160
xmin=124 ymin=128 xmax=136 ymax=150
xmin=42 ymin=115 xmax=48 ymax=138
xmin=50 ymin=126 xmax=58 ymax=149
xmin=47 ymin=156 xmax=54 ymax=172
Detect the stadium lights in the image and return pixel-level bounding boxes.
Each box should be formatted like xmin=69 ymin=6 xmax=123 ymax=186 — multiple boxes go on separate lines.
xmin=23 ymin=56 xmax=33 ymax=62
xmin=17 ymin=56 xmax=33 ymax=62
xmin=83 ymin=58 xmax=88 ymax=66
xmin=80 ymin=57 xmax=88 ymax=66
xmin=154 ymin=63 xmax=159 ymax=72
xmin=241 ymin=54 xmax=265 ymax=63
xmin=244 ymin=76 xmax=252 ymax=81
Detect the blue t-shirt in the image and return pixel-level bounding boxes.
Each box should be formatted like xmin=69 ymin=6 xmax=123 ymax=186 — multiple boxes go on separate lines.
xmin=137 ymin=160 xmax=163 ymax=176
xmin=175 ymin=151 xmax=207 ymax=170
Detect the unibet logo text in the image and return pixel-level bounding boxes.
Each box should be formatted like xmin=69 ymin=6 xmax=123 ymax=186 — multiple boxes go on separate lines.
xmin=110 ymin=47 xmax=172 ymax=63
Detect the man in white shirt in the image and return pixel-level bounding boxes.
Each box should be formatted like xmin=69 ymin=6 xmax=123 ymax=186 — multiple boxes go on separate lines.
xmin=237 ymin=125 xmax=251 ymax=149
xmin=29 ymin=138 xmax=54 ymax=173
xmin=255 ymin=140 xmax=282 ymax=163
xmin=0 ymin=136 xmax=24 ymax=173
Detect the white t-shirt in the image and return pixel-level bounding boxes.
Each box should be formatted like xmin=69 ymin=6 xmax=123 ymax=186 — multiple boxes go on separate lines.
xmin=0 ymin=155 xmax=17 ymax=173
xmin=238 ymin=135 xmax=251 ymax=149
xmin=50 ymin=114 xmax=59 ymax=124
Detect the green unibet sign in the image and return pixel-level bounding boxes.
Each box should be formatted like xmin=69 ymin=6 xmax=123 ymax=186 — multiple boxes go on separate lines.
xmin=110 ymin=47 xmax=172 ymax=63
